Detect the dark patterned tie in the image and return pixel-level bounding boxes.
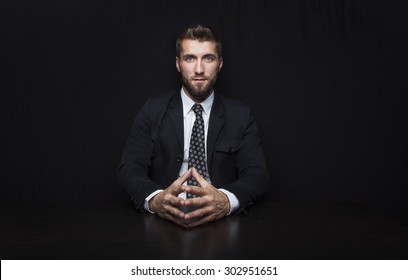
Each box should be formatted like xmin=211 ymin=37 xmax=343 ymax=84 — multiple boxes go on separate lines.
xmin=187 ymin=104 xmax=209 ymax=198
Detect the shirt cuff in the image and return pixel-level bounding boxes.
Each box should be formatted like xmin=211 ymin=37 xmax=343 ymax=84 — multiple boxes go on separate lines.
xmin=144 ymin=190 xmax=164 ymax=213
xmin=218 ymin=189 xmax=240 ymax=215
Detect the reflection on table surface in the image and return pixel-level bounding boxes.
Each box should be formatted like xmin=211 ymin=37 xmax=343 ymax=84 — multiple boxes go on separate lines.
xmin=0 ymin=200 xmax=407 ymax=259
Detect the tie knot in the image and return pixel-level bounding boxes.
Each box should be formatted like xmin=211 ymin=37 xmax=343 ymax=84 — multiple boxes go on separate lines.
xmin=192 ymin=104 xmax=203 ymax=116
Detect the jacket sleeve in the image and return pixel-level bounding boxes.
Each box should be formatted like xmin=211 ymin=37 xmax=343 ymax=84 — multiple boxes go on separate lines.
xmin=117 ymin=99 xmax=162 ymax=212
xmin=218 ymin=106 xmax=270 ymax=213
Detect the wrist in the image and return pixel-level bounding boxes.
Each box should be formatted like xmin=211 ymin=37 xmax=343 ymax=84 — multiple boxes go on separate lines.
xmin=218 ymin=190 xmax=231 ymax=215
xmin=145 ymin=189 xmax=164 ymax=213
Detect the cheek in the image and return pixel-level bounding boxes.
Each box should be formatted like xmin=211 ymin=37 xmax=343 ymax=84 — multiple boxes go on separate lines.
xmin=207 ymin=66 xmax=220 ymax=77
xmin=180 ymin=65 xmax=194 ymax=76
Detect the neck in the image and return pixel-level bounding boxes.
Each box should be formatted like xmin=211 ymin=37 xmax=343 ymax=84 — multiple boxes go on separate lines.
xmin=182 ymin=86 xmax=213 ymax=103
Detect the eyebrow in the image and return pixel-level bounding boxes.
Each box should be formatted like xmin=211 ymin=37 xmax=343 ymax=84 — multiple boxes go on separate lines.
xmin=182 ymin=53 xmax=217 ymax=59
xmin=203 ymin=54 xmax=216 ymax=58
xmin=182 ymin=54 xmax=196 ymax=59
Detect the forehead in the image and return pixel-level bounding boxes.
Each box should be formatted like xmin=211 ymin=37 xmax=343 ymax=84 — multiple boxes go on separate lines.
xmin=180 ymin=39 xmax=218 ymax=57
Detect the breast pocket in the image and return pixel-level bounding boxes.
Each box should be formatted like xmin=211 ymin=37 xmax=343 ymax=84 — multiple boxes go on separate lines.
xmin=212 ymin=140 xmax=241 ymax=182
xmin=215 ymin=140 xmax=241 ymax=154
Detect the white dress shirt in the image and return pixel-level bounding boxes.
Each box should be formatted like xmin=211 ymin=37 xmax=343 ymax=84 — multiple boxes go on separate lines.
xmin=145 ymin=88 xmax=240 ymax=214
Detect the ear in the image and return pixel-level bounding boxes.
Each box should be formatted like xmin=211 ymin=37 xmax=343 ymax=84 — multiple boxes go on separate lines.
xmin=218 ymin=57 xmax=223 ymax=72
xmin=175 ymin=56 xmax=181 ymax=72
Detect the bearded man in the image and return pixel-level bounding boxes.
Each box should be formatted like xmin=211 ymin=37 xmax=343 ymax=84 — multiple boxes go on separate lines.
xmin=117 ymin=24 xmax=269 ymax=228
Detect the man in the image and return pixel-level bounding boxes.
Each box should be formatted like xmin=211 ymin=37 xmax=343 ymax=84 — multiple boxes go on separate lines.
xmin=117 ymin=24 xmax=269 ymax=228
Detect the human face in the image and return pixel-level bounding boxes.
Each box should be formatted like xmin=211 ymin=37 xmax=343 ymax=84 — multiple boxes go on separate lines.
xmin=176 ymin=39 xmax=223 ymax=103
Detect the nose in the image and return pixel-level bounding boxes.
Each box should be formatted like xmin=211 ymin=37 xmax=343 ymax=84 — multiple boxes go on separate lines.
xmin=194 ymin=59 xmax=204 ymax=75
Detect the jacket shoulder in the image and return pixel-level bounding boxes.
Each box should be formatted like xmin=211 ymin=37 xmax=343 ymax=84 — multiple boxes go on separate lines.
xmin=145 ymin=90 xmax=178 ymax=108
xmin=216 ymin=94 xmax=251 ymax=116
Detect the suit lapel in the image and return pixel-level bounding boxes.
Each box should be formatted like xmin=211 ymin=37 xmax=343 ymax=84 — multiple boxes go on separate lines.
xmin=168 ymin=92 xmax=184 ymax=152
xmin=207 ymin=94 xmax=225 ymax=166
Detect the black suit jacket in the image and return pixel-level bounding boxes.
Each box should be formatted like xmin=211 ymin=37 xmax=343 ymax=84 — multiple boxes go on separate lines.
xmin=117 ymin=90 xmax=269 ymax=212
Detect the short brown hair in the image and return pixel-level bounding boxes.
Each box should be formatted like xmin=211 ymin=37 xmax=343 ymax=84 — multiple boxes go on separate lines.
xmin=176 ymin=24 xmax=222 ymax=58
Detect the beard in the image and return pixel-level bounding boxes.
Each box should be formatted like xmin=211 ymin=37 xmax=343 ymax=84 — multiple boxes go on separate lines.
xmin=181 ymin=73 xmax=218 ymax=103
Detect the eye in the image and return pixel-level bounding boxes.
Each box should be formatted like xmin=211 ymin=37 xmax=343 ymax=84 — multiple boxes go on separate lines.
xmin=204 ymin=56 xmax=215 ymax=62
xmin=184 ymin=56 xmax=195 ymax=62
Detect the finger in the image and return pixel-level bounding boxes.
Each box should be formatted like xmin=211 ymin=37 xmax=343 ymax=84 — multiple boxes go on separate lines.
xmin=185 ymin=210 xmax=224 ymax=227
xmin=191 ymin=167 xmax=209 ymax=187
xmin=182 ymin=185 xmax=206 ymax=197
xmin=184 ymin=207 xmax=207 ymax=220
xmin=159 ymin=203 xmax=186 ymax=219
xmin=167 ymin=206 xmax=186 ymax=219
xmin=186 ymin=216 xmax=212 ymax=228
xmin=162 ymin=212 xmax=189 ymax=228
xmin=173 ymin=168 xmax=192 ymax=187
xmin=167 ymin=195 xmax=185 ymax=208
xmin=185 ymin=211 xmax=215 ymax=228
xmin=169 ymin=169 xmax=192 ymax=195
xmin=164 ymin=206 xmax=189 ymax=226
xmin=178 ymin=168 xmax=192 ymax=183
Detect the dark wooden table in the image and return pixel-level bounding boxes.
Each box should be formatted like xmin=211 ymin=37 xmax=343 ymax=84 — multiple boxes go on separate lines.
xmin=1 ymin=199 xmax=407 ymax=259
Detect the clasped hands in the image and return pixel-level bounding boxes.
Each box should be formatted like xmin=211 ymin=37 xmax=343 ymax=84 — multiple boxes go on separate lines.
xmin=149 ymin=168 xmax=230 ymax=228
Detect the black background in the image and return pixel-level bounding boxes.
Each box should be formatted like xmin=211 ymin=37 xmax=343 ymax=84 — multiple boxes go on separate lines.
xmin=1 ymin=0 xmax=407 ymax=225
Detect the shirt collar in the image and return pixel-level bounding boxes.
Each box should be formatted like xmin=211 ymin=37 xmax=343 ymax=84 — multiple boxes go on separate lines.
xmin=180 ymin=87 xmax=214 ymax=117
